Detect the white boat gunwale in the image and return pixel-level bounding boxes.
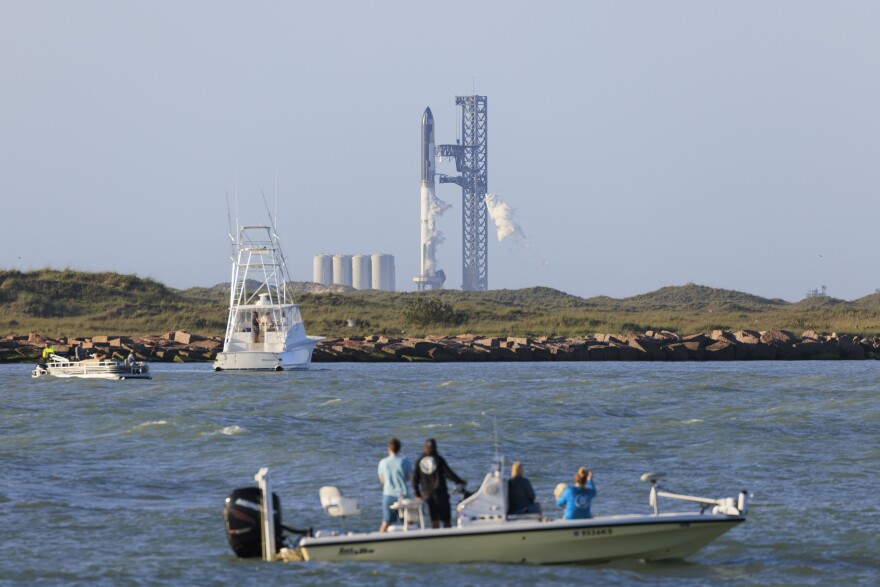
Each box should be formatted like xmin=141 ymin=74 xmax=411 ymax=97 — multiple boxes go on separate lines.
xmin=298 ymin=514 xmax=745 ymax=547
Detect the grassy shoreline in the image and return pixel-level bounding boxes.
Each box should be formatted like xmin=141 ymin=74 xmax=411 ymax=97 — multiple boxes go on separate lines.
xmin=2 ymin=269 xmax=880 ymax=340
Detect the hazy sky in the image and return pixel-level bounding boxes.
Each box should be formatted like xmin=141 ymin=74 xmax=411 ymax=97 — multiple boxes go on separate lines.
xmin=2 ymin=1 xmax=878 ymax=301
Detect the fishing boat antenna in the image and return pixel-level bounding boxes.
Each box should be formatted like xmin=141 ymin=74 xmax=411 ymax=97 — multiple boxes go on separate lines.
xmin=234 ymin=172 xmax=240 ymax=239
xmin=260 ymin=189 xmax=282 ymax=244
xmin=260 ymin=189 xmax=294 ymax=302
xmin=493 ymin=413 xmax=500 ymax=462
xmin=225 ymin=191 xmax=235 ymax=259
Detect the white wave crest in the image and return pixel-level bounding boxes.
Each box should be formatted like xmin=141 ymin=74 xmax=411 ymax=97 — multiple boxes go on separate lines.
xmin=131 ymin=420 xmax=167 ymax=431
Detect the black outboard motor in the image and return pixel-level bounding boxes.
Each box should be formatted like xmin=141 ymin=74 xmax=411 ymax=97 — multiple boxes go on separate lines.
xmin=224 ymin=487 xmax=283 ymax=558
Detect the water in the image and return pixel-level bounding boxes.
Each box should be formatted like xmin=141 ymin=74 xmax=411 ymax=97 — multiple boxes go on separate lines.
xmin=1 ymin=361 xmax=877 ymax=586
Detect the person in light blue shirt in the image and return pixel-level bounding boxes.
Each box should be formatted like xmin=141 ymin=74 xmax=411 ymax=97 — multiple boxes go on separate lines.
xmin=377 ymin=437 xmax=413 ymax=532
xmin=556 ymin=467 xmax=597 ymax=520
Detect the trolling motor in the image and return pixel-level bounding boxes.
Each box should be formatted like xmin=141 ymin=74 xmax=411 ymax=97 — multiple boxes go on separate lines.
xmin=640 ymin=472 xmax=749 ymax=516
xmin=223 ymin=468 xmax=311 ymax=559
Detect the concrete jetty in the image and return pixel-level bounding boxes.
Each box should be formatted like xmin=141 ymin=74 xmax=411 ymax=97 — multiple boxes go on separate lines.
xmin=4 ymin=329 xmax=879 ymax=363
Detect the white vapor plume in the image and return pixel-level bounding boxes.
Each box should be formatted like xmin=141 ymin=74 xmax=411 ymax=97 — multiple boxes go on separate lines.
xmin=485 ymin=193 xmax=550 ymax=267
xmin=485 ymin=193 xmax=525 ymax=243
xmin=424 ymin=191 xmax=451 ymax=270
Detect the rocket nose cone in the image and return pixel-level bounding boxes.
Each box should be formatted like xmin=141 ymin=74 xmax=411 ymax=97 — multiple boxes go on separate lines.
xmin=422 ymin=107 xmax=433 ymax=124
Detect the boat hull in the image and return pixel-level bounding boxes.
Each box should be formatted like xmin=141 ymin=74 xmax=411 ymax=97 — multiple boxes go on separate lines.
xmin=213 ymin=338 xmax=320 ymax=371
xmin=299 ymin=514 xmax=744 ymax=565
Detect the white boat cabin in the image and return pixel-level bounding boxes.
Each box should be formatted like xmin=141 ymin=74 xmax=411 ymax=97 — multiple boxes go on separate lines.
xmin=224 ymin=293 xmax=307 ymax=353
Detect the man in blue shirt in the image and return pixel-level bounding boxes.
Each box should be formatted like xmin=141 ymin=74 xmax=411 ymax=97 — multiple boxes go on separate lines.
xmin=377 ymin=437 xmax=413 ymax=532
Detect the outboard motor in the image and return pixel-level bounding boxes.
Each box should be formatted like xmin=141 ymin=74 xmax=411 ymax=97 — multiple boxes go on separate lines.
xmin=224 ymin=487 xmax=283 ymax=558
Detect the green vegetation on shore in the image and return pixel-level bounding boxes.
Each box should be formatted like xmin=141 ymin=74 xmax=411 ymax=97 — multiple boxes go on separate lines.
xmin=2 ymin=269 xmax=880 ymax=338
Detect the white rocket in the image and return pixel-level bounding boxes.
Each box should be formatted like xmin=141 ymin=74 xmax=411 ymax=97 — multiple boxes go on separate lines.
xmin=413 ymin=107 xmax=446 ymax=291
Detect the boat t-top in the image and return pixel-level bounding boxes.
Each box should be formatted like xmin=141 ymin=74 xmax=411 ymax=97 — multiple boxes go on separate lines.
xmin=213 ymin=224 xmax=322 ymax=372
xmin=223 ymin=457 xmax=748 ymax=565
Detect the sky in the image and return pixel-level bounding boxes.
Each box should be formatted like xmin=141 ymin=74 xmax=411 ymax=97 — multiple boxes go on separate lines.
xmin=2 ymin=1 xmax=878 ymax=301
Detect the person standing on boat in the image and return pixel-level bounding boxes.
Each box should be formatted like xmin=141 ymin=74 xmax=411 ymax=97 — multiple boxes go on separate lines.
xmin=251 ymin=311 xmax=260 ymax=342
xmin=74 ymin=344 xmax=86 ymax=361
xmin=412 ymin=438 xmax=466 ymax=528
xmin=556 ymin=467 xmax=596 ymax=519
xmin=507 ymin=461 xmax=540 ymax=515
xmin=377 ymin=437 xmax=412 ymax=532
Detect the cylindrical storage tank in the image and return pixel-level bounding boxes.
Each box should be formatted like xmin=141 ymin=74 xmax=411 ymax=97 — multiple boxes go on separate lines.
xmin=352 ymin=254 xmax=372 ymax=290
xmin=371 ymin=254 xmax=395 ymax=292
xmin=312 ymin=254 xmax=333 ymax=285
xmin=332 ymin=254 xmax=352 ymax=287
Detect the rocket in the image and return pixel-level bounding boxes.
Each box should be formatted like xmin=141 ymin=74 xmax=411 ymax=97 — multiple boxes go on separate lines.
xmin=414 ymin=107 xmax=446 ymax=290
xmin=420 ymin=107 xmax=437 ymax=279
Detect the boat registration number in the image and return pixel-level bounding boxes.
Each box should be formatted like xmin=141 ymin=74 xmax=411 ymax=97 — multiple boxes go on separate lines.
xmin=573 ymin=528 xmax=613 ymax=537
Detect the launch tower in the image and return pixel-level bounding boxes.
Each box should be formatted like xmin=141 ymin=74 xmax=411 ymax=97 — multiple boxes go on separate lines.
xmin=438 ymin=95 xmax=488 ymax=291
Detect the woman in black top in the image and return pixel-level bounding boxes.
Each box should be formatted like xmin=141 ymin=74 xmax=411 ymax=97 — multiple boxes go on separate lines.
xmin=507 ymin=461 xmax=540 ymax=515
xmin=412 ymin=438 xmax=466 ymax=528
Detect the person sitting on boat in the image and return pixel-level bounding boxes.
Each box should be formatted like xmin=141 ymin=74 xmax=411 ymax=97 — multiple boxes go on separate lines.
xmin=377 ymin=437 xmax=413 ymax=533
xmin=41 ymin=344 xmax=56 ymax=360
xmin=556 ymin=467 xmax=596 ymax=520
xmin=507 ymin=461 xmax=540 ymax=515
xmin=124 ymin=351 xmax=137 ymax=366
xmin=412 ymin=438 xmax=466 ymax=528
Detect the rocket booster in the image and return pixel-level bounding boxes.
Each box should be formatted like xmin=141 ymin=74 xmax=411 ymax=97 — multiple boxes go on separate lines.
xmin=420 ymin=107 xmax=436 ymax=276
xmin=414 ymin=107 xmax=445 ymax=290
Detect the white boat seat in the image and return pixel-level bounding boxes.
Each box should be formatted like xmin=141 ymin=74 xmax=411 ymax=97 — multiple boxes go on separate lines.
xmin=319 ymin=486 xmax=362 ymax=518
xmin=391 ymin=497 xmax=426 ymax=530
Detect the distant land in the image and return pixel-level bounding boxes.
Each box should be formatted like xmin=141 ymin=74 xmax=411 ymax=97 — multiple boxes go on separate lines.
xmin=1 ymin=269 xmax=880 ymax=339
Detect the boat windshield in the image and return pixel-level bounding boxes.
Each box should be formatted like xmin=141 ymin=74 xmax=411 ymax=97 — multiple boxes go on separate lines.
xmin=230 ymin=305 xmax=302 ymax=335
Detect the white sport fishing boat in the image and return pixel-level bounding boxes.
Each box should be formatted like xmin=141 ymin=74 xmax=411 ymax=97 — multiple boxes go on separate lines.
xmin=32 ymin=355 xmax=151 ymax=380
xmin=213 ymin=224 xmax=322 ymax=371
xmin=223 ymin=459 xmax=748 ymax=565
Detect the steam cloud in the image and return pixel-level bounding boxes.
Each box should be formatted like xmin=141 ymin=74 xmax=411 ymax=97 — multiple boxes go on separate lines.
xmin=424 ymin=191 xmax=451 ymax=271
xmin=485 ymin=193 xmax=525 ymax=243
xmin=485 ymin=193 xmax=550 ymax=267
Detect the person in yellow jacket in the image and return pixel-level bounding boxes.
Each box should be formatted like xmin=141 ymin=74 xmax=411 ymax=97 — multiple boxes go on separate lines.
xmin=41 ymin=345 xmax=56 ymax=359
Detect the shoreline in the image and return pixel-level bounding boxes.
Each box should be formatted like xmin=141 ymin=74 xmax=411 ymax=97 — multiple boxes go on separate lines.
xmin=3 ymin=329 xmax=879 ymax=363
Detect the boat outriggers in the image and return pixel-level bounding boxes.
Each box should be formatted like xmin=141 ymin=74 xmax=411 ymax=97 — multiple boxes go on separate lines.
xmin=223 ymin=458 xmax=748 ymax=565
xmin=32 ymin=354 xmax=151 ymax=380
xmin=213 ymin=224 xmax=322 ymax=371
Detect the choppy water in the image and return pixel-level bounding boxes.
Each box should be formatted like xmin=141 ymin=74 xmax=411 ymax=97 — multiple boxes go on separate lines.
xmin=1 ymin=361 xmax=878 ymax=586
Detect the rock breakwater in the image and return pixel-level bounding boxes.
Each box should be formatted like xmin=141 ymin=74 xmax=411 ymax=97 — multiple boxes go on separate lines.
xmin=3 ymin=329 xmax=879 ymax=363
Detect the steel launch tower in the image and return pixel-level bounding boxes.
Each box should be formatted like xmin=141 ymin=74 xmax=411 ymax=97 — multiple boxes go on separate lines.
xmin=438 ymin=95 xmax=488 ymax=291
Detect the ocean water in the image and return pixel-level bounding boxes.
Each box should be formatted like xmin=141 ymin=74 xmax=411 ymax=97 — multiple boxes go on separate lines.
xmin=1 ymin=361 xmax=877 ymax=586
